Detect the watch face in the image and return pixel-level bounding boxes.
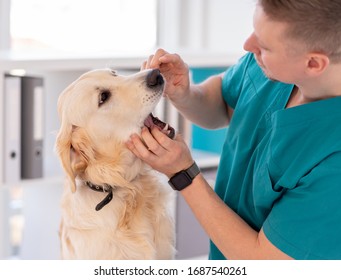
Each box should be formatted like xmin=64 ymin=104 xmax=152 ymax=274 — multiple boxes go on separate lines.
xmin=169 ymin=171 xmax=192 ymax=190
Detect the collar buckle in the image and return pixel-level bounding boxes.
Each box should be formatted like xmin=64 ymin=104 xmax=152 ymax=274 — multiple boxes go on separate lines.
xmin=85 ymin=181 xmax=114 ymax=211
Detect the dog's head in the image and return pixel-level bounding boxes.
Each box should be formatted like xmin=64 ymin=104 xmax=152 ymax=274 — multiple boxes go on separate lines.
xmin=55 ymin=68 xmax=173 ymax=193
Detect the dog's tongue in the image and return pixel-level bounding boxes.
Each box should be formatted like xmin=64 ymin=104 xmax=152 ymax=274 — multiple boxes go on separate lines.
xmin=144 ymin=113 xmax=175 ymax=139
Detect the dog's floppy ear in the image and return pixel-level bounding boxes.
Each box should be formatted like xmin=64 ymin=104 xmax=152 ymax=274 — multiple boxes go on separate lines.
xmin=56 ymin=121 xmax=77 ymax=193
xmin=55 ymin=122 xmax=91 ymax=193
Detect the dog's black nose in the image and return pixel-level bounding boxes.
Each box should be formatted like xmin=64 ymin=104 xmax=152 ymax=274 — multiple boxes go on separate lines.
xmin=146 ymin=69 xmax=164 ymax=88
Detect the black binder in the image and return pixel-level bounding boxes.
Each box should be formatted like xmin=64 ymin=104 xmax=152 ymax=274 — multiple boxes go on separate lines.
xmin=21 ymin=76 xmax=44 ymax=179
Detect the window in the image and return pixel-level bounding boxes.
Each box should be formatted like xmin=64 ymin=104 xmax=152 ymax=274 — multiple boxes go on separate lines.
xmin=10 ymin=0 xmax=157 ymax=53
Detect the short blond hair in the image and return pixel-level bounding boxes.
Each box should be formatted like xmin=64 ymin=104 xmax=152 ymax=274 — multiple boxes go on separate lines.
xmin=259 ymin=0 xmax=341 ymax=63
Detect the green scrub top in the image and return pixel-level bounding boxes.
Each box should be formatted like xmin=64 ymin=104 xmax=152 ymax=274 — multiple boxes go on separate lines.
xmin=210 ymin=52 xmax=341 ymax=260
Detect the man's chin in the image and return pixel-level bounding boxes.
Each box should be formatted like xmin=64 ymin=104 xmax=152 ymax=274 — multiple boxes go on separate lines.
xmin=261 ymin=68 xmax=278 ymax=82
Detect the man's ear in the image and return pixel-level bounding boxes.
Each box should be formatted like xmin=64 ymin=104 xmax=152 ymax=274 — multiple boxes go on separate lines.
xmin=306 ymin=53 xmax=330 ymax=76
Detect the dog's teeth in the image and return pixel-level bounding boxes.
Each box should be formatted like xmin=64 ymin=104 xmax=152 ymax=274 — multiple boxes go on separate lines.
xmin=163 ymin=124 xmax=169 ymax=131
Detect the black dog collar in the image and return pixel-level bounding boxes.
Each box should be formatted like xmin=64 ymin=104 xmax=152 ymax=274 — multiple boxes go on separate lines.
xmin=85 ymin=181 xmax=114 ymax=211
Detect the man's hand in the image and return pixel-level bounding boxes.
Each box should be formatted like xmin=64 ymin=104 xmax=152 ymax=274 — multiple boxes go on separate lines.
xmin=141 ymin=48 xmax=191 ymax=103
xmin=126 ymin=127 xmax=194 ymax=178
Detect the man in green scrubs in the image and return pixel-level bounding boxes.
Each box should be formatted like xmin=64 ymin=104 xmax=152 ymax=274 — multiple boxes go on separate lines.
xmin=127 ymin=0 xmax=341 ymax=259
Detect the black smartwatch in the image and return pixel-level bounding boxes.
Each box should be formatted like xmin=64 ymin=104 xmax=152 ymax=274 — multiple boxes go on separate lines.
xmin=168 ymin=162 xmax=200 ymax=191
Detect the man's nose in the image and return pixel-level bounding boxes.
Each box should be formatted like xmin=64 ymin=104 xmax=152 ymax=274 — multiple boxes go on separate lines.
xmin=243 ymin=32 xmax=259 ymax=54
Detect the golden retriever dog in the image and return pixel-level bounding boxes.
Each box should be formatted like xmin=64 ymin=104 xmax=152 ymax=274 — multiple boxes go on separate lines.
xmin=55 ymin=68 xmax=175 ymax=259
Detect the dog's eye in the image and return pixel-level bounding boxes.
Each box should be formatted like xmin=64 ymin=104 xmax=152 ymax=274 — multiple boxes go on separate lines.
xmin=99 ymin=90 xmax=111 ymax=106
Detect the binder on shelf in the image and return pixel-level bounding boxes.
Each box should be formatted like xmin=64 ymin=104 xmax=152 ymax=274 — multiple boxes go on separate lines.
xmin=21 ymin=76 xmax=44 ymax=179
xmin=3 ymin=75 xmax=22 ymax=184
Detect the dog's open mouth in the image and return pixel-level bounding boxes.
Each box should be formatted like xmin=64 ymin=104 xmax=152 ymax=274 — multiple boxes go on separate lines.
xmin=144 ymin=113 xmax=175 ymax=139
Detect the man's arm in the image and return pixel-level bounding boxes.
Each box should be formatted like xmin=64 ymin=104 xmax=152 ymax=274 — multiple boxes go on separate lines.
xmin=127 ymin=128 xmax=292 ymax=260
xmin=175 ymin=74 xmax=232 ymax=129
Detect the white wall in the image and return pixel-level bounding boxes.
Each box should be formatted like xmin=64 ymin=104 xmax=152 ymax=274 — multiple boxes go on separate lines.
xmin=2 ymin=0 xmax=256 ymax=54
xmin=159 ymin=0 xmax=255 ymax=55
xmin=206 ymin=0 xmax=255 ymax=53
xmin=0 ymin=0 xmax=10 ymax=50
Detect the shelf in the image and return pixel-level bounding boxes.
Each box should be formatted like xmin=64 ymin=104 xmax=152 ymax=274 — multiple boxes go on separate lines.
xmin=0 ymin=49 xmax=242 ymax=72
xmin=192 ymin=149 xmax=220 ymax=169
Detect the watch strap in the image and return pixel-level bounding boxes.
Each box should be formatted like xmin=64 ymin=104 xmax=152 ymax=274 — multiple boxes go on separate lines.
xmin=168 ymin=161 xmax=200 ymax=191
xmin=185 ymin=161 xmax=200 ymax=179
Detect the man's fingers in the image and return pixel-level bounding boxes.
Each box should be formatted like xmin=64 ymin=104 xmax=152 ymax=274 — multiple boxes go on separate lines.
xmin=141 ymin=127 xmax=165 ymax=155
xmin=125 ymin=139 xmax=142 ymax=158
xmin=140 ymin=60 xmax=147 ymax=71
xmin=150 ymin=127 xmax=178 ymax=151
xmin=128 ymin=134 xmax=154 ymax=160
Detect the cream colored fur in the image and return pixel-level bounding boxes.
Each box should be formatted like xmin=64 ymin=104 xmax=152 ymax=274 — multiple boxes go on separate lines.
xmin=55 ymin=69 xmax=175 ymax=259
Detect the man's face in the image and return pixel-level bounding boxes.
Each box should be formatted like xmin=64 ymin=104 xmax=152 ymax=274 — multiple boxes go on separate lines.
xmin=243 ymin=4 xmax=307 ymax=84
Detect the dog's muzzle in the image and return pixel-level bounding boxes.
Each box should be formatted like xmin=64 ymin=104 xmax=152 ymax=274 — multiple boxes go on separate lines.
xmin=144 ymin=69 xmax=175 ymax=139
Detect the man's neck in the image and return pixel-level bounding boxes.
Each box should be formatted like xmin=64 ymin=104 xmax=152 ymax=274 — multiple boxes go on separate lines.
xmin=288 ymin=63 xmax=341 ymax=108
